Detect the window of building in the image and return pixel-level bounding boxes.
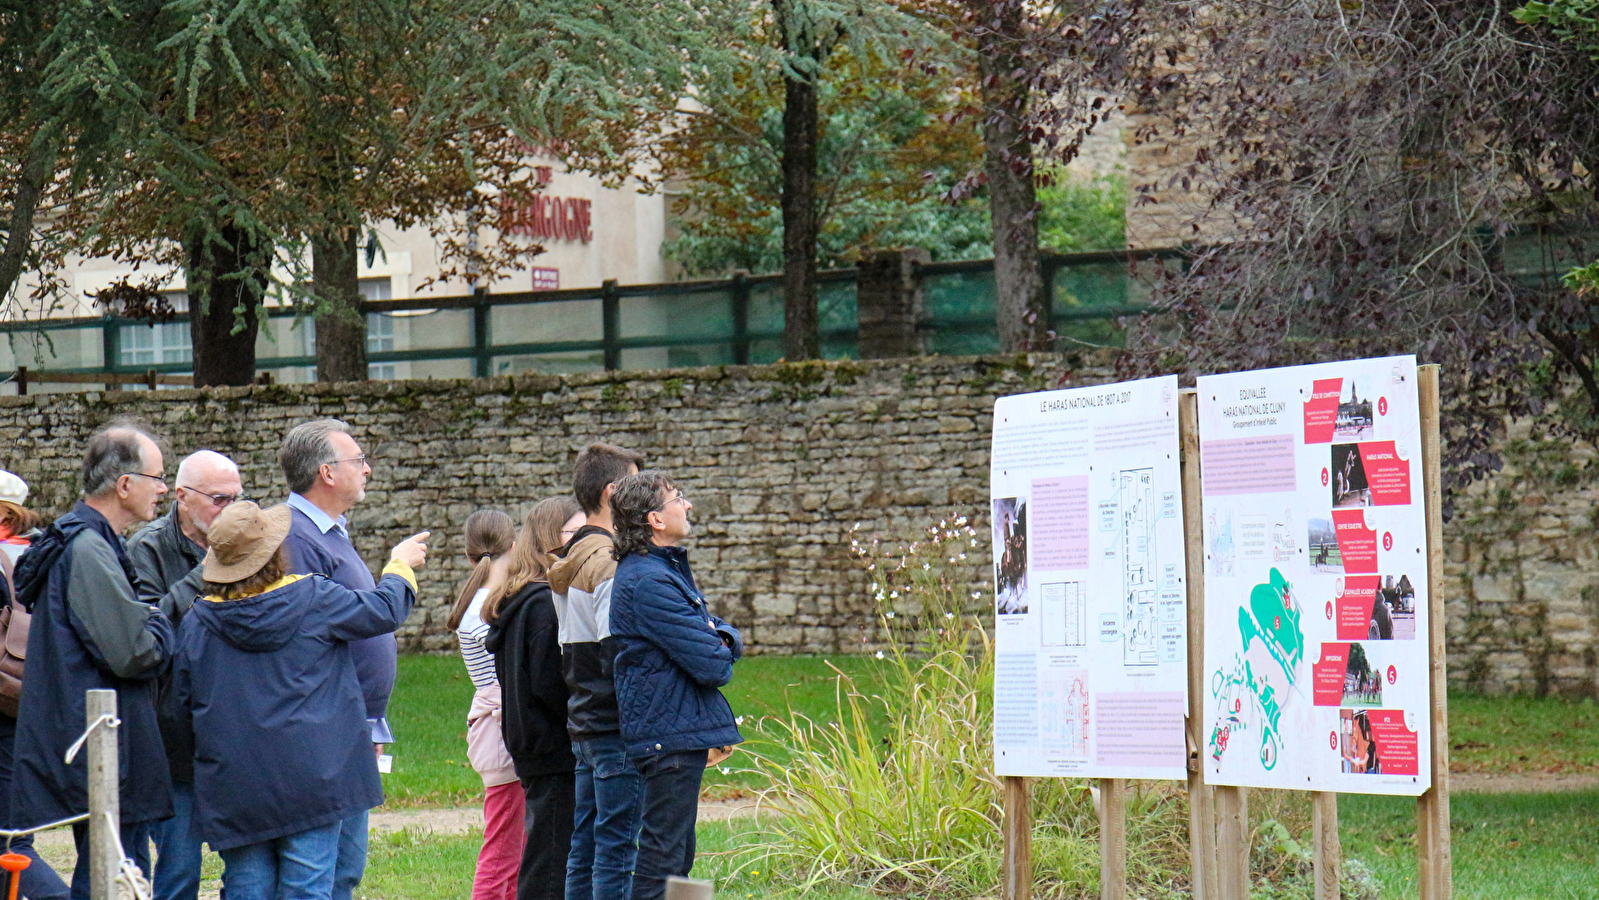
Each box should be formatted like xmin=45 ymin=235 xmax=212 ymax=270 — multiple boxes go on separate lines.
xmin=118 ymin=292 xmax=193 ymax=368
xmin=363 ymin=278 xmax=395 ymax=378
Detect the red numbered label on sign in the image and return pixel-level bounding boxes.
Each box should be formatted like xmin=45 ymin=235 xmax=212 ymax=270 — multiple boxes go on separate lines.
xmin=1382 ymin=532 xmax=1394 ymax=551
xmin=1325 ymin=601 xmax=1334 ymax=620
xmin=1379 ymin=396 xmax=1389 ymax=416
xmin=1330 ymin=731 xmax=1339 ymax=749
xmin=1387 ymin=665 xmax=1397 ymax=685
xmin=1322 ymin=467 xmax=1330 ymax=486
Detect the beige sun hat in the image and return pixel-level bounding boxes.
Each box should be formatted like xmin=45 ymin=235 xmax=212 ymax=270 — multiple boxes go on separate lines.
xmin=202 ymin=501 xmax=293 ymax=584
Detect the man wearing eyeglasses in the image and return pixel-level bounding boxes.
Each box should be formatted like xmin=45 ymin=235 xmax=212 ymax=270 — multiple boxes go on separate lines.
xmin=9 ymin=422 xmax=175 ymax=900
xmin=277 ymin=419 xmax=389 ymax=900
xmin=126 ymin=449 xmax=243 ymax=900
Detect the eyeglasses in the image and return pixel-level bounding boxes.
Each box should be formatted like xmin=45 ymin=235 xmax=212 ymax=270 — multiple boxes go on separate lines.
xmin=327 ymin=455 xmax=368 ymax=468
xmin=126 ymin=472 xmax=168 ymax=487
xmin=658 ymin=490 xmax=689 ymax=510
xmin=178 ymin=486 xmax=246 ymax=508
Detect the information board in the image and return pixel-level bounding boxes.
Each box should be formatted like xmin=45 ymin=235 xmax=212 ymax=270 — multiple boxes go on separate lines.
xmin=1197 ymin=355 xmax=1431 ymax=795
xmin=990 ymin=376 xmax=1188 ymax=780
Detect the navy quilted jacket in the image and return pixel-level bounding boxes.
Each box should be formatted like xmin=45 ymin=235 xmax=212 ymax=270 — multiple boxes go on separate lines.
xmin=609 ymin=545 xmax=742 ymax=758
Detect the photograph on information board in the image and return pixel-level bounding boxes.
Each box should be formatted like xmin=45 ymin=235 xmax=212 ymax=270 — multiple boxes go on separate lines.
xmin=1198 ymin=355 xmax=1430 ymax=796
xmin=989 ymin=375 xmax=1187 ymax=780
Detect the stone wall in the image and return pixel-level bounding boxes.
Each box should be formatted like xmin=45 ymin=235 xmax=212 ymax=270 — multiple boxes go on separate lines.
xmin=0 ymin=354 xmax=1100 ymax=655
xmin=1443 ymin=426 xmax=1599 ymax=697
xmin=3 ymin=354 xmax=1596 ymax=695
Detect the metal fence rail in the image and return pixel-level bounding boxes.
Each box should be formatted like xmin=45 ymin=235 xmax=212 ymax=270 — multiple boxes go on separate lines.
xmin=2 ymin=250 xmax=1189 ymax=390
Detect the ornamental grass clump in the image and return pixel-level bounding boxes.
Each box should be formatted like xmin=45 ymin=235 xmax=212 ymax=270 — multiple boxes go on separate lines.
xmin=736 ymin=516 xmax=1193 ymax=898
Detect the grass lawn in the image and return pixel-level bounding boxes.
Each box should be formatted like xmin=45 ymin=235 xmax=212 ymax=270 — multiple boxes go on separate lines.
xmin=377 ymin=654 xmax=1599 ymax=899
xmin=1339 ymin=790 xmax=1599 ymax=899
xmin=383 ymin=652 xmax=890 ymax=807
xmin=1447 ymin=693 xmax=1599 ymax=774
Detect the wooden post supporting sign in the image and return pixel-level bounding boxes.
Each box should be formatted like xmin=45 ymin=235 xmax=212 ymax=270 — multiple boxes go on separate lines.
xmin=1178 ymin=390 xmax=1218 ymax=900
xmin=1098 ymin=779 xmax=1127 ymax=900
xmin=1416 ymin=365 xmax=1453 ymax=900
xmin=1313 ymin=792 xmax=1340 ymax=900
xmin=1003 ymin=776 xmax=1032 ymax=900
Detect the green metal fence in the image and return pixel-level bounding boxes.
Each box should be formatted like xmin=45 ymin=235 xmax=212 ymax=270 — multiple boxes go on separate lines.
xmin=0 ymin=249 xmax=1181 ymax=389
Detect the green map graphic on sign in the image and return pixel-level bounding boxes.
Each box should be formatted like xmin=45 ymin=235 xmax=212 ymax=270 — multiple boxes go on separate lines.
xmin=1209 ymin=568 xmax=1305 ymax=770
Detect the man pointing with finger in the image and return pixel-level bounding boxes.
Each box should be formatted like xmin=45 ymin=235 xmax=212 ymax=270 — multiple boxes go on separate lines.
xmin=277 ymin=419 xmax=398 ymax=900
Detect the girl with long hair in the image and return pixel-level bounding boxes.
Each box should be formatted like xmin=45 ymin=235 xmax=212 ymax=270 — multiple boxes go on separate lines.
xmin=483 ymin=496 xmax=583 ymax=900
xmin=449 ymin=510 xmax=522 ymax=900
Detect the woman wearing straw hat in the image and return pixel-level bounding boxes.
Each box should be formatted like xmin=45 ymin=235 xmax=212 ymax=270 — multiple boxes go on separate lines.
xmin=171 ymin=502 xmax=429 ymax=900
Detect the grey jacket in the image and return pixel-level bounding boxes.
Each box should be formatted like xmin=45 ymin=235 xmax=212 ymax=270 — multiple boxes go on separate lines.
xmin=127 ymin=507 xmax=206 ymax=783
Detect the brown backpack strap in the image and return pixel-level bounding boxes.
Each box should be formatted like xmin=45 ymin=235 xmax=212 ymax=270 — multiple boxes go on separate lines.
xmin=0 ymin=549 xmax=14 ymax=608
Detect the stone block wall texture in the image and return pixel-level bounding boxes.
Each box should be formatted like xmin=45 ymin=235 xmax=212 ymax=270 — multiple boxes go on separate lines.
xmin=2 ymin=353 xmax=1594 ymax=695
xmin=0 ymin=355 xmax=1092 ymax=657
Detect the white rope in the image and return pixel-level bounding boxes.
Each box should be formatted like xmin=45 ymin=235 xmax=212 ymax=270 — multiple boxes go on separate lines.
xmin=64 ymin=714 xmax=119 ymax=765
xmin=104 ymin=813 xmax=152 ymax=900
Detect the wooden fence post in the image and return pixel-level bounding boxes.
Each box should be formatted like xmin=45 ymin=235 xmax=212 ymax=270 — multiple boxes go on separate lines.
xmin=1416 ymin=364 xmax=1452 ymax=900
xmin=664 ymin=876 xmax=713 ymax=900
xmin=86 ymin=689 xmax=119 ymax=900
xmin=1178 ymin=389 xmax=1217 ymax=900
xmin=1003 ymin=776 xmax=1032 ymax=900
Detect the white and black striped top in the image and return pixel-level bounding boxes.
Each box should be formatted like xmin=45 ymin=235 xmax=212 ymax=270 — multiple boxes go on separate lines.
xmin=456 ymin=588 xmax=498 ymax=690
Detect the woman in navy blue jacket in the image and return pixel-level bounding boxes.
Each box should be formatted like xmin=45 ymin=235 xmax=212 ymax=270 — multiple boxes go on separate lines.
xmin=606 ymin=472 xmax=741 ymax=900
xmin=172 ymin=502 xmax=428 ymax=900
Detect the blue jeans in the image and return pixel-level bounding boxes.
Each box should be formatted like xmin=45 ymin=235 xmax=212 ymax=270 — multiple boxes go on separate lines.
xmin=332 ymin=809 xmax=368 ymax=900
xmin=152 ymin=780 xmax=202 ymax=900
xmin=219 ymin=821 xmax=342 ymax=900
xmin=0 ymin=713 xmax=69 ymax=900
xmin=629 ymin=750 xmax=708 ymax=900
xmin=566 ymin=736 xmax=643 ymax=900
xmin=71 ymin=821 xmax=151 ymax=900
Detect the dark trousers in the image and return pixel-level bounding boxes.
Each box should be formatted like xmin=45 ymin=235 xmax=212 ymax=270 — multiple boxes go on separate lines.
xmin=629 ymin=750 xmax=708 ymax=900
xmin=518 ymin=771 xmax=576 ymax=900
xmin=0 ymin=712 xmax=69 ymax=900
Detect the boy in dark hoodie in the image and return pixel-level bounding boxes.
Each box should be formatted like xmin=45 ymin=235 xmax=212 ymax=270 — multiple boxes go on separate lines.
xmin=547 ymin=443 xmax=643 ymax=900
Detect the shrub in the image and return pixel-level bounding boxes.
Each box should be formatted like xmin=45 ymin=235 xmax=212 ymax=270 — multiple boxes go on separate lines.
xmin=735 ymin=515 xmax=1191 ymax=898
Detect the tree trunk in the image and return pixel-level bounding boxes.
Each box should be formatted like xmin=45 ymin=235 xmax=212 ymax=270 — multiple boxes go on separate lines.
xmin=978 ymin=2 xmax=1049 ymax=353
xmin=0 ymin=131 xmax=57 ymax=304
xmin=781 ymin=67 xmax=821 ymax=361
xmin=183 ymin=224 xmax=265 ymax=387
xmin=312 ymin=227 xmax=367 ymax=382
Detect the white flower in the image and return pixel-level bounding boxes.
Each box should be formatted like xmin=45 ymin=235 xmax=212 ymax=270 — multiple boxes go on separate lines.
xmin=958 ymin=553 xmax=966 ymax=560
xmin=949 ymin=556 xmax=957 ymax=563
xmin=971 ymin=591 xmax=982 ymax=599
xmin=922 ymin=562 xmax=931 ymax=570
xmin=886 ymin=611 xmax=895 ymax=619
xmin=720 ymin=767 xmax=731 ymax=775
xmin=969 ymin=539 xmax=978 ymax=547
xmin=875 ymin=650 xmax=885 ymax=659
xmin=945 ymin=612 xmax=955 ymax=620
xmin=735 ymin=715 xmax=745 ymax=725
xmin=891 ymin=590 xmax=899 ymax=598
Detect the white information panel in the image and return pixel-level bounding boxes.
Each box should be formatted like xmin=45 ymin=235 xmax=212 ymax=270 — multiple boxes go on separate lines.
xmin=990 ymin=376 xmax=1188 ymax=780
xmin=1197 ymin=355 xmax=1430 ymax=795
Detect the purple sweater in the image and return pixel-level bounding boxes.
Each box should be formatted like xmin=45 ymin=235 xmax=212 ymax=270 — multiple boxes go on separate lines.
xmin=282 ymin=508 xmax=398 ymax=734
